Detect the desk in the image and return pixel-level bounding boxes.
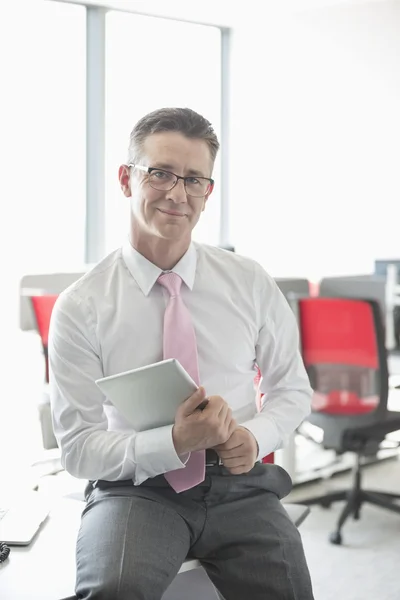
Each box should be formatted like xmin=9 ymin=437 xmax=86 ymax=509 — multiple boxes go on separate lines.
xmin=0 ymin=498 xmax=82 ymax=600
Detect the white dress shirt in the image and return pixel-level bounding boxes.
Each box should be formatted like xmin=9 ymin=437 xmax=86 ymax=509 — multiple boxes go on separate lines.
xmin=49 ymin=239 xmax=312 ymax=485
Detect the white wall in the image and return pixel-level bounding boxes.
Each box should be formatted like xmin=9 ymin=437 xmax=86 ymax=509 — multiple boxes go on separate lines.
xmin=229 ymin=0 xmax=400 ymax=281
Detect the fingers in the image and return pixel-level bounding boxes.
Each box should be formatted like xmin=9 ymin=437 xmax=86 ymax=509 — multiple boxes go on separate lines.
xmin=204 ymin=395 xmax=227 ymax=416
xmin=180 ymin=386 xmax=207 ymax=416
xmin=217 ymin=442 xmax=242 ymax=456
xmin=220 ymin=451 xmax=254 ymax=474
xmin=219 ymin=452 xmax=249 ymax=475
xmin=196 ymin=399 xmax=209 ymax=411
xmin=217 ymin=402 xmax=230 ymax=424
xmin=226 ymin=464 xmax=252 ymax=475
xmin=222 ymin=456 xmax=246 ymax=468
xmin=227 ymin=416 xmax=237 ymax=438
xmin=212 ymin=416 xmax=237 ymax=451
xmin=223 ymin=405 xmax=233 ymax=427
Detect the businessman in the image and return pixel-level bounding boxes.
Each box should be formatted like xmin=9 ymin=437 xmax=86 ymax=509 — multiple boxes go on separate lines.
xmin=49 ymin=107 xmax=314 ymax=599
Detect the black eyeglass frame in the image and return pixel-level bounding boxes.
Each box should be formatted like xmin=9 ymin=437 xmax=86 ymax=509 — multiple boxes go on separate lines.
xmin=128 ymin=163 xmax=214 ymax=198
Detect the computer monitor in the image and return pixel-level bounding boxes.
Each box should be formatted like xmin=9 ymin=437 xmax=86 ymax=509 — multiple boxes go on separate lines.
xmin=374 ymin=259 xmax=400 ymax=282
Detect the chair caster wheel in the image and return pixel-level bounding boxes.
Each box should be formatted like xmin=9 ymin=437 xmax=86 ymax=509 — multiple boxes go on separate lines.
xmin=329 ymin=531 xmax=342 ymax=545
xmin=320 ymin=501 xmax=332 ymax=509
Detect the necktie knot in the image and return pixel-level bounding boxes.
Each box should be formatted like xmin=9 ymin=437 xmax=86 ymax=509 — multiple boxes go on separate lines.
xmin=158 ymin=272 xmax=182 ymax=298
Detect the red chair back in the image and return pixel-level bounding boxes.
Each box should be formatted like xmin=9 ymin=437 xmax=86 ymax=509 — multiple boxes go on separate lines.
xmin=30 ymin=295 xmax=58 ymax=383
xmin=298 ymin=297 xmax=386 ymax=416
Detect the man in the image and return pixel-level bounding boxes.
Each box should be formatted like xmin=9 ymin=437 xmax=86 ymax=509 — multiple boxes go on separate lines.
xmin=49 ymin=107 xmax=314 ymax=599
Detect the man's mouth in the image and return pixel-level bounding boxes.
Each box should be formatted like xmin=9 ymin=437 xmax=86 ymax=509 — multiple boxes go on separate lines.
xmin=157 ymin=208 xmax=187 ymax=217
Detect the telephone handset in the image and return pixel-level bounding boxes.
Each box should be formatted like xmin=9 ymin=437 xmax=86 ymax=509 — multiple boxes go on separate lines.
xmin=0 ymin=540 xmax=11 ymax=563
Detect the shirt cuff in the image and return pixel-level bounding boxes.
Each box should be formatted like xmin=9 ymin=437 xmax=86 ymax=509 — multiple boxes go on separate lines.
xmin=240 ymin=416 xmax=280 ymax=461
xmin=134 ymin=425 xmax=189 ymax=485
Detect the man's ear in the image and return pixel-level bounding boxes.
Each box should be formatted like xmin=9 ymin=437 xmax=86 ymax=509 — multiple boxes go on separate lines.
xmin=202 ymin=182 xmax=214 ymax=211
xmin=119 ymin=165 xmax=132 ymax=198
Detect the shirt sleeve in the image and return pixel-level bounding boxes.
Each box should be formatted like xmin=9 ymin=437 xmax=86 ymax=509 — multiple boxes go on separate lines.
xmin=48 ymin=291 xmax=188 ymax=484
xmin=240 ymin=269 xmax=313 ymax=461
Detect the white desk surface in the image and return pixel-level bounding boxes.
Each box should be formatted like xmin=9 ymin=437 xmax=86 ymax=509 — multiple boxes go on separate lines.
xmin=0 ymin=497 xmax=83 ymax=600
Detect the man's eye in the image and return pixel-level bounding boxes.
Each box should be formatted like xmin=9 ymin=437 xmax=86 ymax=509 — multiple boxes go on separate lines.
xmin=186 ymin=177 xmax=200 ymax=185
xmin=153 ymin=170 xmax=169 ymax=179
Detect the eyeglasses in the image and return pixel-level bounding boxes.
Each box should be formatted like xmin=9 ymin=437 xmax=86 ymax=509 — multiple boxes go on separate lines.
xmin=128 ymin=164 xmax=214 ymax=198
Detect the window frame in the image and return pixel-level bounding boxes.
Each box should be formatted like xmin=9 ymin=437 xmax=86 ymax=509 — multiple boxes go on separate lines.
xmin=49 ymin=0 xmax=231 ymax=262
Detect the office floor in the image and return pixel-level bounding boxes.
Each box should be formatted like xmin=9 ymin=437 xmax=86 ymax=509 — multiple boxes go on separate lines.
xmin=287 ymin=456 xmax=400 ymax=600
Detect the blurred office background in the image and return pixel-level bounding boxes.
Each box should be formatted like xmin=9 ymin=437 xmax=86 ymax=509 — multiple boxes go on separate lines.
xmin=1 ymin=1 xmax=400 ymax=598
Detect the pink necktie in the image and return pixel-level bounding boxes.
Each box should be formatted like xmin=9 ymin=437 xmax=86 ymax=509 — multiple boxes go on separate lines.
xmin=158 ymin=272 xmax=205 ymax=492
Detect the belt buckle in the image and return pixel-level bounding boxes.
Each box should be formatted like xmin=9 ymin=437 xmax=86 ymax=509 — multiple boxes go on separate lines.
xmin=205 ymin=450 xmax=223 ymax=467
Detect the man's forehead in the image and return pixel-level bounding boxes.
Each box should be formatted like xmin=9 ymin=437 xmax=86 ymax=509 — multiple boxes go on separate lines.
xmin=139 ymin=135 xmax=212 ymax=177
xmin=143 ymin=132 xmax=211 ymax=165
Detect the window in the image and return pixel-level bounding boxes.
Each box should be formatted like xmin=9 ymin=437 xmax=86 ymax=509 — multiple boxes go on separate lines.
xmin=105 ymin=11 xmax=221 ymax=253
xmin=0 ymin=0 xmax=86 ymax=459
xmin=2 ymin=0 xmax=86 ymax=275
xmin=36 ymin=1 xmax=87 ymax=270
xmin=1 ymin=0 xmax=86 ymax=322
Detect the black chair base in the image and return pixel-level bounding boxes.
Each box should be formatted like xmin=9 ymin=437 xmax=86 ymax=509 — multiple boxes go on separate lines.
xmin=299 ymin=455 xmax=400 ymax=544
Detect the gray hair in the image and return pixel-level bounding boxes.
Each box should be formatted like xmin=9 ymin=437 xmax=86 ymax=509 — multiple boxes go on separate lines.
xmin=127 ymin=107 xmax=220 ymax=166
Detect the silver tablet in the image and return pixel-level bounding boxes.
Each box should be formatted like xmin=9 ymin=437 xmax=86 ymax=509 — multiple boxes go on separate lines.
xmin=95 ymin=358 xmax=198 ymax=431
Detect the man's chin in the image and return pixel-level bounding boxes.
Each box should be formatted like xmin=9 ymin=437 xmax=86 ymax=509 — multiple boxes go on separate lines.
xmin=154 ymin=215 xmax=190 ymax=233
xmin=154 ymin=223 xmax=191 ymax=240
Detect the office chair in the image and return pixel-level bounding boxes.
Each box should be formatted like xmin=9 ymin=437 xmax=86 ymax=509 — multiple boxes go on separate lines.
xmin=30 ymin=295 xmax=59 ymax=384
xmin=296 ymin=297 xmax=400 ymax=545
xmin=30 ymin=295 xmax=59 ymax=451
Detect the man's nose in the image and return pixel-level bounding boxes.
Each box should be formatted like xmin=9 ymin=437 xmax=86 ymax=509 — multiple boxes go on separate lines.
xmin=166 ymin=178 xmax=188 ymax=204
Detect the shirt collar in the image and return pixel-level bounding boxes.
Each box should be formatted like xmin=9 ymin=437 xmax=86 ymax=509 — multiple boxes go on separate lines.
xmin=121 ymin=237 xmax=197 ymax=296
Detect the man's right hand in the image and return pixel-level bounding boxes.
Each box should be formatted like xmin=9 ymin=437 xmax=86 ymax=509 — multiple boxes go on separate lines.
xmin=172 ymin=387 xmax=237 ymax=456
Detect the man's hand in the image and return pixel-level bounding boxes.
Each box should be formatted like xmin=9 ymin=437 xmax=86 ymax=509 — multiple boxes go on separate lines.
xmin=213 ymin=426 xmax=259 ymax=475
xmin=172 ymin=387 xmax=237 ymax=456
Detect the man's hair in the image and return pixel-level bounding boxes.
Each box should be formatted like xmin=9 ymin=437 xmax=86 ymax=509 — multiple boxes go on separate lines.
xmin=127 ymin=107 xmax=220 ymax=166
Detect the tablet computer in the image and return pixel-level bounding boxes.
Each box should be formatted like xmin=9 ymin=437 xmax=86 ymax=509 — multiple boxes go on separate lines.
xmin=95 ymin=358 xmax=198 ymax=431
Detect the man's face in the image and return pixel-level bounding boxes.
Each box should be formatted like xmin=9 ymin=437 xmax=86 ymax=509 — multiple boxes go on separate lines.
xmin=119 ymin=131 xmax=214 ymax=242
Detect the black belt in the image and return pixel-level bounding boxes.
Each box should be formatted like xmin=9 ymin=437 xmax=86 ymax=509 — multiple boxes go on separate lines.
xmin=205 ymin=448 xmax=224 ymax=467
xmin=92 ymin=450 xmax=225 ymax=491
xmin=92 ymin=453 xmax=263 ymax=492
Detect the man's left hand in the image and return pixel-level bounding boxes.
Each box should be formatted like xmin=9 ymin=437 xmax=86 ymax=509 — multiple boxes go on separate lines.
xmin=212 ymin=426 xmax=259 ymax=475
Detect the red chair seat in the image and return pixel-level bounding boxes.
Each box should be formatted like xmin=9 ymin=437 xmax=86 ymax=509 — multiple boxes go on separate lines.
xmin=312 ymin=390 xmax=379 ymax=415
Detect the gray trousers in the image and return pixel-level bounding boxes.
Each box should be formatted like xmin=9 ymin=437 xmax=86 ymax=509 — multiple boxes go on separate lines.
xmin=75 ymin=463 xmax=314 ymax=600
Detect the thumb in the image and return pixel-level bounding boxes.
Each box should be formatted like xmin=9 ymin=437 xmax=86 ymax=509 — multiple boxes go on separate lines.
xmin=180 ymin=386 xmax=207 ymax=416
